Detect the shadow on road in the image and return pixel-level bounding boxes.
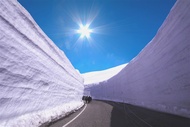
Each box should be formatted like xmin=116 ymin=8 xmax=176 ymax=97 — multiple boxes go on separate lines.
xmin=40 ymin=100 xmax=190 ymax=127
xmin=104 ymin=100 xmax=190 ymax=127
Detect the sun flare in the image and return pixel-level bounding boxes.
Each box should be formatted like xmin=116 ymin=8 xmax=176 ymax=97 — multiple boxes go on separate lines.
xmin=77 ymin=24 xmax=92 ymax=38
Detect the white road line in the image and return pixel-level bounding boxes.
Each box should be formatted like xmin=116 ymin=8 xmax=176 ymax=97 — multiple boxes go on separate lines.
xmin=62 ymin=104 xmax=87 ymax=127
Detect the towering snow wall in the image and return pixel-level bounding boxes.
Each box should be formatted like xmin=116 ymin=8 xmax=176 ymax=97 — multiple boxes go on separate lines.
xmin=87 ymin=0 xmax=190 ymax=118
xmin=0 ymin=0 xmax=84 ymax=126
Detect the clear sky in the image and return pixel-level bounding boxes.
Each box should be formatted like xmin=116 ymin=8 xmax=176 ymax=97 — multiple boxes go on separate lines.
xmin=18 ymin=0 xmax=176 ymax=73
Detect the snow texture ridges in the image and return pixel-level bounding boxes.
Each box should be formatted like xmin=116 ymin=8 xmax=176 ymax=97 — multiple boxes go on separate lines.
xmin=86 ymin=0 xmax=190 ymax=118
xmin=0 ymin=0 xmax=84 ymax=126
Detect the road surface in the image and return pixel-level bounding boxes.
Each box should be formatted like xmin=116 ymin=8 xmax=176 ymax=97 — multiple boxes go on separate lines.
xmin=43 ymin=100 xmax=190 ymax=127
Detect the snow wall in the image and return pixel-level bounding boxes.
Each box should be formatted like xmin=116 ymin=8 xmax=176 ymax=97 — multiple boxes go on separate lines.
xmin=0 ymin=0 xmax=84 ymax=126
xmin=86 ymin=0 xmax=190 ymax=118
xmin=82 ymin=64 xmax=127 ymax=85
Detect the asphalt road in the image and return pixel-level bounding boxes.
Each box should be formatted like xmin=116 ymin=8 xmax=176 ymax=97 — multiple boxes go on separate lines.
xmin=45 ymin=100 xmax=190 ymax=127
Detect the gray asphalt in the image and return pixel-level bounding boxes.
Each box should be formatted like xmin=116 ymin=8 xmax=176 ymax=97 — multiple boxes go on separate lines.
xmin=44 ymin=100 xmax=190 ymax=127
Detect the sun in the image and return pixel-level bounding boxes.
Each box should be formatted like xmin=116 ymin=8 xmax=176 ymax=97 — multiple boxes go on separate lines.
xmin=77 ymin=24 xmax=92 ymax=38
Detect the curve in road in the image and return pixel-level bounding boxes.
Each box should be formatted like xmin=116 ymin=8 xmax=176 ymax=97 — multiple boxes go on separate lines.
xmin=48 ymin=100 xmax=190 ymax=127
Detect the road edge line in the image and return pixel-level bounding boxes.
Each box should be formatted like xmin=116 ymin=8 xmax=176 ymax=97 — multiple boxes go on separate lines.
xmin=62 ymin=104 xmax=87 ymax=127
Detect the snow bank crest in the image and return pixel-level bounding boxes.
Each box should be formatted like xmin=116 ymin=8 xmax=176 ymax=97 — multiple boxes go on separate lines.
xmin=82 ymin=63 xmax=127 ymax=85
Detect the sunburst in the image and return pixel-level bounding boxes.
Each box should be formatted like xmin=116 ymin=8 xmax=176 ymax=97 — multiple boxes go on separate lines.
xmin=77 ymin=24 xmax=92 ymax=39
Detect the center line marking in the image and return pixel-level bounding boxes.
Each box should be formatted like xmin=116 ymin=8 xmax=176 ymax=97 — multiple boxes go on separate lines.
xmin=62 ymin=104 xmax=87 ymax=127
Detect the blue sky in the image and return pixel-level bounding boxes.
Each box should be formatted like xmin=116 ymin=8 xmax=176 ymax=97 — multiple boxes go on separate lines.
xmin=18 ymin=0 xmax=176 ymax=73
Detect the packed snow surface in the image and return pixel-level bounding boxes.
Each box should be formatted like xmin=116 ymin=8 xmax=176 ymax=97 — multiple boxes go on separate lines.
xmin=82 ymin=63 xmax=127 ymax=85
xmin=0 ymin=0 xmax=84 ymax=126
xmin=86 ymin=0 xmax=190 ymax=118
